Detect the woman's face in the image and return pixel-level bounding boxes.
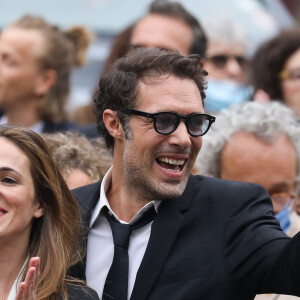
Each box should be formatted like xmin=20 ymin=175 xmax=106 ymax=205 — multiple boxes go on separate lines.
xmin=0 ymin=137 xmax=44 ymax=244
xmin=281 ymin=48 xmax=300 ymax=116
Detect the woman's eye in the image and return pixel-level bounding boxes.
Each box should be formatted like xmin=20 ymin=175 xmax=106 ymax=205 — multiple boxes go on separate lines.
xmin=1 ymin=54 xmax=16 ymax=66
xmin=2 ymin=177 xmax=17 ymax=184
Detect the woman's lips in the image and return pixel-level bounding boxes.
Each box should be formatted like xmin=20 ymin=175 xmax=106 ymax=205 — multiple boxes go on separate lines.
xmin=0 ymin=207 xmax=8 ymax=216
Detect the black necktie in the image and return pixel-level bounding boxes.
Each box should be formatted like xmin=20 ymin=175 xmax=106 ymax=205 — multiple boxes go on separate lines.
xmin=102 ymin=206 xmax=156 ymax=300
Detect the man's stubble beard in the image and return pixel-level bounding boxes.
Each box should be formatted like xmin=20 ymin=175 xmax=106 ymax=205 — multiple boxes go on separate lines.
xmin=122 ymin=137 xmax=192 ymax=202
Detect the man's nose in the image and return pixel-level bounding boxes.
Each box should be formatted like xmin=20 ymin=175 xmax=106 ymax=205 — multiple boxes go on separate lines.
xmin=226 ymin=58 xmax=244 ymax=81
xmin=168 ymin=121 xmax=192 ymax=149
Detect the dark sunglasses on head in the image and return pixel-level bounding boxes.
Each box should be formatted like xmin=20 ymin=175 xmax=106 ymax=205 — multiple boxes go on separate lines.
xmin=121 ymin=108 xmax=216 ymax=137
xmin=207 ymin=54 xmax=248 ymax=69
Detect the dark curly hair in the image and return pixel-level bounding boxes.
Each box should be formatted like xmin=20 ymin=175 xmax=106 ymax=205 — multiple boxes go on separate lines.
xmin=94 ymin=48 xmax=207 ymax=149
xmin=250 ymin=28 xmax=300 ymax=101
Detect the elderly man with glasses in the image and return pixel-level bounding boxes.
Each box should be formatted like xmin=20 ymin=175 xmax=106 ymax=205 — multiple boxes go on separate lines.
xmin=196 ymin=101 xmax=300 ymax=300
xmin=71 ymin=49 xmax=300 ymax=300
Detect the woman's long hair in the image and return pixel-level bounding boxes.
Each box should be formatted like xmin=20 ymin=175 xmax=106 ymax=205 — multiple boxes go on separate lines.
xmin=0 ymin=125 xmax=82 ymax=300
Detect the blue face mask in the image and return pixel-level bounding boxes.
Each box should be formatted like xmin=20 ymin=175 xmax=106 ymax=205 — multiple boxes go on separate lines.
xmin=275 ymin=206 xmax=292 ymax=233
xmin=204 ymin=79 xmax=253 ymax=113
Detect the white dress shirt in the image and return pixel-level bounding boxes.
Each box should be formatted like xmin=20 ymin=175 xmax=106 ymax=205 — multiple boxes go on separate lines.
xmin=7 ymin=258 xmax=28 ymax=300
xmin=86 ymin=167 xmax=161 ymax=299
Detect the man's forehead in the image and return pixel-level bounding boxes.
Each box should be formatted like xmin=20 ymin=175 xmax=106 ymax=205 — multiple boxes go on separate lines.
xmin=137 ymin=74 xmax=192 ymax=95
xmin=135 ymin=74 xmax=203 ymax=113
xmin=130 ymin=13 xmax=193 ymax=56
xmin=206 ymin=40 xmax=246 ymax=56
xmin=0 ymin=28 xmax=45 ymax=60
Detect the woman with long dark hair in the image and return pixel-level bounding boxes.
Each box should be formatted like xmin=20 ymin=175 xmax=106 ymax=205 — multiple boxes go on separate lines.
xmin=0 ymin=125 xmax=99 ymax=300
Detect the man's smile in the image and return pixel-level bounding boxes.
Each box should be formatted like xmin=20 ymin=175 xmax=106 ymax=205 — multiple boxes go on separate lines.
xmin=156 ymin=157 xmax=186 ymax=173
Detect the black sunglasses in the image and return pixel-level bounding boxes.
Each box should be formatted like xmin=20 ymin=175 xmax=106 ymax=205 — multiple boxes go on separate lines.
xmin=207 ymin=54 xmax=248 ymax=69
xmin=121 ymin=108 xmax=216 ymax=137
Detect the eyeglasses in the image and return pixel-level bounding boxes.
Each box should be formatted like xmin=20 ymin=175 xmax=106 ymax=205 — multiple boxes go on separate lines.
xmin=279 ymin=67 xmax=300 ymax=81
xmin=270 ymin=192 xmax=296 ymax=208
xmin=121 ymin=108 xmax=216 ymax=137
xmin=207 ymin=55 xmax=248 ymax=69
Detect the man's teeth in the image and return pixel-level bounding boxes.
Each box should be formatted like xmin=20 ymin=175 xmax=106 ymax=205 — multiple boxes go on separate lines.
xmin=158 ymin=157 xmax=185 ymax=166
xmin=166 ymin=167 xmax=180 ymax=172
xmin=0 ymin=211 xmax=6 ymax=215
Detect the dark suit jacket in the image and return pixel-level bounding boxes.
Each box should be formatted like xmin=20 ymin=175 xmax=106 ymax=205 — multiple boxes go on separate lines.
xmin=42 ymin=120 xmax=79 ymax=133
xmin=0 ymin=109 xmax=79 ymax=133
xmin=44 ymin=121 xmax=102 ymax=139
xmin=71 ymin=175 xmax=300 ymax=300
xmin=62 ymin=284 xmax=100 ymax=300
xmin=78 ymin=123 xmax=102 ymax=139
xmin=54 ymin=284 xmax=99 ymax=300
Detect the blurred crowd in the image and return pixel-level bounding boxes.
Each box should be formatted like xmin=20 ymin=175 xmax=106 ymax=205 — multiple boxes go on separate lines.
xmin=1 ymin=0 xmax=300 ymax=299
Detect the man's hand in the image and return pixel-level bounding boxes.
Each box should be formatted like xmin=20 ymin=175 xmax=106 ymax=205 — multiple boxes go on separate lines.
xmin=16 ymin=257 xmax=40 ymax=300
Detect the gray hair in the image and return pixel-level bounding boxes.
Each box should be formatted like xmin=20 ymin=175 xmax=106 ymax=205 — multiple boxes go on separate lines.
xmin=196 ymin=101 xmax=300 ymax=179
xmin=202 ymin=17 xmax=248 ymax=55
xmin=42 ymin=132 xmax=113 ymax=182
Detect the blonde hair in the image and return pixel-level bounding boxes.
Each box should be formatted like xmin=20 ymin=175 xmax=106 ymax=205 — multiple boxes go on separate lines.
xmin=10 ymin=15 xmax=93 ymax=123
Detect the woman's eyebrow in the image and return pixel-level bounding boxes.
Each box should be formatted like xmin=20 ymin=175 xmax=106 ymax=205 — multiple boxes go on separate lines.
xmin=0 ymin=166 xmax=22 ymax=177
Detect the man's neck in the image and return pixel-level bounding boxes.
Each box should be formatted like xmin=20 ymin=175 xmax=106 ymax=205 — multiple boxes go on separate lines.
xmin=108 ymin=167 xmax=151 ymax=223
xmin=4 ymin=98 xmax=42 ymax=128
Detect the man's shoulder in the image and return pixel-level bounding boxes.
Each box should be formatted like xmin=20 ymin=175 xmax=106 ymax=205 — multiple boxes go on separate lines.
xmin=42 ymin=120 xmax=79 ymax=133
xmin=191 ymin=174 xmax=267 ymax=195
xmin=66 ymin=283 xmax=100 ymax=300
xmin=188 ymin=175 xmax=270 ymax=211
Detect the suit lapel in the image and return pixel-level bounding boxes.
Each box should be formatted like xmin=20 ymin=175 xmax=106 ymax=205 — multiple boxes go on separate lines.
xmin=73 ymin=181 xmax=102 ymax=226
xmin=70 ymin=181 xmax=102 ymax=280
xmin=130 ymin=176 xmax=195 ymax=300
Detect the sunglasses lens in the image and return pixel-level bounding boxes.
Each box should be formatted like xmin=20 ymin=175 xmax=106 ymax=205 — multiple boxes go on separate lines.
xmin=155 ymin=113 xmax=177 ymax=134
xmin=188 ymin=115 xmax=210 ymax=136
xmin=210 ymin=55 xmax=227 ymax=68
xmin=209 ymin=55 xmax=248 ymax=69
xmin=236 ymin=56 xmax=248 ymax=68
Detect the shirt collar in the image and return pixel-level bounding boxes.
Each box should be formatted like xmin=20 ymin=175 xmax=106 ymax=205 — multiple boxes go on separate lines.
xmin=0 ymin=115 xmax=45 ymax=134
xmin=89 ymin=167 xmax=160 ymax=227
xmin=29 ymin=120 xmax=45 ymax=134
xmin=0 ymin=115 xmax=7 ymax=125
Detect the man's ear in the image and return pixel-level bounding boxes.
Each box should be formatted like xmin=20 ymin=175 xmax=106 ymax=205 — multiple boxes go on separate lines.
xmin=201 ymin=58 xmax=208 ymax=69
xmin=103 ymin=109 xmax=124 ymax=141
xmin=34 ymin=69 xmax=57 ymax=96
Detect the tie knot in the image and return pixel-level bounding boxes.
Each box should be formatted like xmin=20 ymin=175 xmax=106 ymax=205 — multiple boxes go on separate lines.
xmin=110 ymin=221 xmax=131 ymax=249
xmin=104 ymin=205 xmax=156 ymax=249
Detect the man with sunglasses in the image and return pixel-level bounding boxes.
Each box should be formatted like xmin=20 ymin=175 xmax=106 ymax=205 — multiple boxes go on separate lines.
xmin=71 ymin=49 xmax=300 ymax=300
xmin=202 ymin=17 xmax=252 ymax=113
